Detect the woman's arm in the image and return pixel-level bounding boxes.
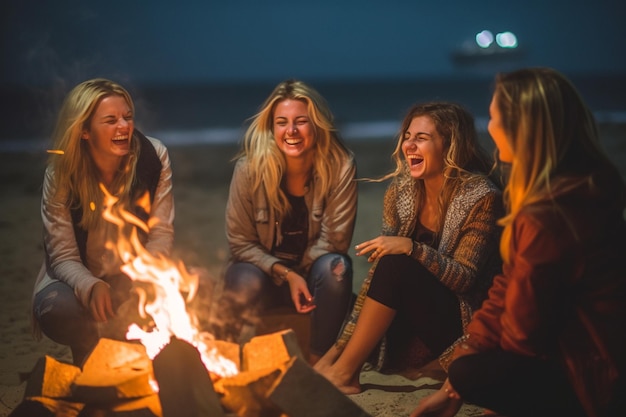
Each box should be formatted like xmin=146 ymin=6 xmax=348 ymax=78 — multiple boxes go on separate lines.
xmin=304 ymin=156 xmax=358 ymax=266
xmin=144 ymin=137 xmax=174 ymax=257
xmin=495 ymin=210 xmax=574 ymax=355
xmin=461 ymin=207 xmax=577 ymax=356
xmin=42 ymin=167 xmax=103 ymax=308
xmin=225 ymin=160 xmax=281 ymax=275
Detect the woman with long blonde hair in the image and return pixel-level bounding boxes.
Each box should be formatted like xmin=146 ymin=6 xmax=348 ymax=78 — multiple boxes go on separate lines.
xmin=412 ymin=68 xmax=626 ymax=417
xmin=32 ymin=78 xmax=174 ymax=365
xmin=216 ymin=79 xmax=357 ymax=364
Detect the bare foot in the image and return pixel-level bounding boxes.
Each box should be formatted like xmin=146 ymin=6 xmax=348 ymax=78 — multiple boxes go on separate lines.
xmin=318 ymin=364 xmax=362 ymax=395
xmin=336 ymin=376 xmax=361 ymax=395
xmin=308 ymin=353 xmax=321 ymax=367
xmin=328 ymin=370 xmax=362 ymax=395
xmin=313 ymin=344 xmax=342 ymax=374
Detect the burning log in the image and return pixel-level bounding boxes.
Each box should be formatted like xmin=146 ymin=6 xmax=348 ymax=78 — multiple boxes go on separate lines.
xmin=152 ymin=337 xmax=225 ymax=417
xmin=71 ymin=338 xmax=156 ymax=404
xmin=211 ymin=339 xmax=242 ymax=372
xmin=11 ymin=356 xmax=85 ymax=416
xmin=213 ymin=367 xmax=283 ymax=417
xmin=215 ymin=329 xmax=372 ymax=417
xmin=8 ymin=397 xmax=84 ymax=417
xmin=103 ymin=394 xmax=162 ymax=416
xmin=256 ymin=306 xmax=311 ymax=360
xmin=13 ymin=330 xmax=373 ymax=417
xmin=24 ymin=356 xmax=81 ymax=399
xmin=268 ymin=357 xmax=372 ymax=417
xmin=242 ymin=329 xmax=303 ymax=372
xmin=213 ymin=330 xmax=305 ymax=417
xmin=14 ymin=339 xmax=174 ymax=416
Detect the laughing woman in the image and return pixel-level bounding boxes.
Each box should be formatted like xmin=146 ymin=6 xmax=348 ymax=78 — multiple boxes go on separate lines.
xmin=32 ymin=79 xmax=174 ymax=366
xmin=215 ymin=79 xmax=357 ymax=365
xmin=315 ymin=102 xmax=504 ymax=394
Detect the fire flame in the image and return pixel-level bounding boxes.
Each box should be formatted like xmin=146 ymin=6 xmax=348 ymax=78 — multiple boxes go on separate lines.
xmin=100 ymin=184 xmax=238 ymax=378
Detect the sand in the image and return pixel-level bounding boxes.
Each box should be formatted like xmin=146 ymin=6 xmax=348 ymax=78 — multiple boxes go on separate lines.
xmin=1 ymin=126 xmax=624 ymax=416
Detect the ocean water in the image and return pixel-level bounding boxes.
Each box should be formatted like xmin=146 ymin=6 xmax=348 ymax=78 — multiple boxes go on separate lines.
xmin=2 ymin=75 xmax=625 ymax=152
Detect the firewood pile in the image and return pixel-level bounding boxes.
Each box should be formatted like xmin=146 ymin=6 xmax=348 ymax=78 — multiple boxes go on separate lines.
xmin=10 ymin=329 xmax=371 ymax=417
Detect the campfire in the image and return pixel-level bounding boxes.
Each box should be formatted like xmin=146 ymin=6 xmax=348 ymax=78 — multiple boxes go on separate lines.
xmin=13 ymin=188 xmax=371 ymax=417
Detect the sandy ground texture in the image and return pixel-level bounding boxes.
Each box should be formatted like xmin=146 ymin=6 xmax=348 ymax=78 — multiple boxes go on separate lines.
xmin=1 ymin=126 xmax=624 ymax=416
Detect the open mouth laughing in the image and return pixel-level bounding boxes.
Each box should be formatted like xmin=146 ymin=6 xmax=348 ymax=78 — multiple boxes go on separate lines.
xmin=284 ymin=137 xmax=303 ymax=145
xmin=112 ymin=135 xmax=130 ymax=145
xmin=407 ymin=154 xmax=424 ymax=166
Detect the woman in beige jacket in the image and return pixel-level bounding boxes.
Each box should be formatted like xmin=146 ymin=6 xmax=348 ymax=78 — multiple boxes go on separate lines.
xmin=216 ymin=79 xmax=357 ymax=365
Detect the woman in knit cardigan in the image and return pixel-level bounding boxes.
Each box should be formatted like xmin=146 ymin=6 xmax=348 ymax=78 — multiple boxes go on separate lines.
xmin=315 ymin=101 xmax=504 ymax=394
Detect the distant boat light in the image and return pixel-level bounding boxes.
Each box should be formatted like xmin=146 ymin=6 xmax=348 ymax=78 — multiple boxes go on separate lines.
xmin=475 ymin=30 xmax=494 ymax=48
xmin=496 ymin=31 xmax=518 ymax=48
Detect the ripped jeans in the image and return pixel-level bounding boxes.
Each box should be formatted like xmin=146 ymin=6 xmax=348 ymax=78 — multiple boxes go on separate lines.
xmin=33 ymin=275 xmax=134 ymax=366
xmin=217 ymin=253 xmax=353 ymax=356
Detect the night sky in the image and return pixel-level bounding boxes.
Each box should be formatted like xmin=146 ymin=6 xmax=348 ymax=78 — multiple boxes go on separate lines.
xmin=2 ymin=0 xmax=625 ymax=87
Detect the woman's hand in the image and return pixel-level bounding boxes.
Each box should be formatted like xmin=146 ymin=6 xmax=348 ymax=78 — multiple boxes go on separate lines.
xmin=410 ymin=379 xmax=462 ymax=417
xmin=355 ymin=236 xmax=413 ymax=262
xmin=88 ymin=281 xmax=115 ymax=322
xmin=286 ymin=272 xmax=316 ymax=314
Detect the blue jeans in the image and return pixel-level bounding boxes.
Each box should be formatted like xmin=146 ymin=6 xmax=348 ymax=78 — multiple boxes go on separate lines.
xmin=217 ymin=253 xmax=353 ymax=356
xmin=33 ymin=273 xmax=213 ymax=366
xmin=33 ymin=276 xmax=133 ymax=366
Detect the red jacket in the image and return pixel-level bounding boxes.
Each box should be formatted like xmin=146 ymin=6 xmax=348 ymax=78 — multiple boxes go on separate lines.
xmin=457 ymin=172 xmax=626 ymax=417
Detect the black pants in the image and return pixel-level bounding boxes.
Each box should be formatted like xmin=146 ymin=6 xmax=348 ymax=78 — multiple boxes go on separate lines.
xmin=449 ymin=350 xmax=588 ymax=417
xmin=367 ymin=254 xmax=462 ymax=368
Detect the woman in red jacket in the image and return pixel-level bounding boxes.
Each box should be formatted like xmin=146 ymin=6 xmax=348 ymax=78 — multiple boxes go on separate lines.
xmin=411 ymin=68 xmax=626 ymax=417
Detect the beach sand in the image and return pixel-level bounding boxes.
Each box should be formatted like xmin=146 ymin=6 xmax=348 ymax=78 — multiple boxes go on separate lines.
xmin=1 ymin=126 xmax=624 ymax=416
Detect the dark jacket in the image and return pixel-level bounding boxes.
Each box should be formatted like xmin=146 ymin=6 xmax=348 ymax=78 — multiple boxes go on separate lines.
xmin=459 ymin=171 xmax=626 ymax=417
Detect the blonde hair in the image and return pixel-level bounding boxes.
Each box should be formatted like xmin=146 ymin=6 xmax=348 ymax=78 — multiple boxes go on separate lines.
xmin=48 ymin=78 xmax=139 ymax=229
xmin=237 ymin=79 xmax=352 ymax=219
xmin=494 ymin=67 xmax=622 ymax=262
xmin=375 ymin=101 xmax=493 ymax=237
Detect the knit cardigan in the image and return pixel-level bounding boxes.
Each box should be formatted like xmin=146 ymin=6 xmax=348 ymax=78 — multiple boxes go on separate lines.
xmin=336 ymin=172 xmax=503 ymax=370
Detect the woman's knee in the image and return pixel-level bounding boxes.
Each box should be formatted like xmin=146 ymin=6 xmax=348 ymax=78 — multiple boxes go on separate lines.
xmin=309 ymin=253 xmax=353 ymax=290
xmin=448 ymin=350 xmax=518 ymax=401
xmin=224 ymin=263 xmax=265 ymax=292
xmin=34 ymin=282 xmax=97 ymax=347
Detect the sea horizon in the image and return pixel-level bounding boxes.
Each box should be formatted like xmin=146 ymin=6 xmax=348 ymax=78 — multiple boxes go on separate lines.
xmin=2 ymin=74 xmax=625 ymax=152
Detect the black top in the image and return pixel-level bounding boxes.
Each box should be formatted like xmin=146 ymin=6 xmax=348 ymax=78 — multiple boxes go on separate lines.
xmin=272 ymin=192 xmax=309 ymax=266
xmin=413 ymin=221 xmax=438 ymax=248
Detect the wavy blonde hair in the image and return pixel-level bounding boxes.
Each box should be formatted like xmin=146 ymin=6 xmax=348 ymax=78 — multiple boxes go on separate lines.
xmin=493 ymin=67 xmax=622 ymax=262
xmin=374 ymin=101 xmax=494 ymax=237
xmin=236 ymin=79 xmax=352 ymax=219
xmin=48 ymin=78 xmax=139 ymax=230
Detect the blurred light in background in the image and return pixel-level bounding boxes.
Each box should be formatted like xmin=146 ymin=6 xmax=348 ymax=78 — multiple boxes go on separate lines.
xmin=475 ymin=30 xmax=518 ymax=50
xmin=496 ymin=31 xmax=518 ymax=48
xmin=476 ymin=30 xmax=494 ymax=48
